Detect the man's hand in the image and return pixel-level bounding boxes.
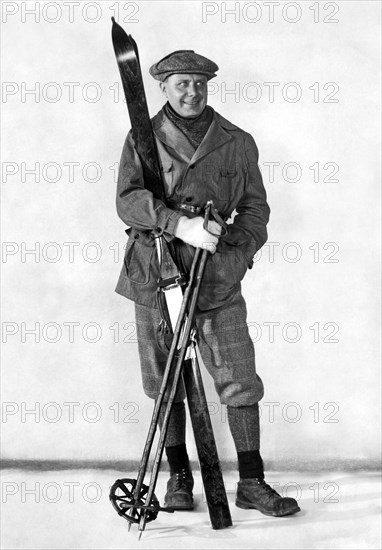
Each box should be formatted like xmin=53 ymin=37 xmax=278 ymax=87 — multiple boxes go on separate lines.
xmin=174 ymin=216 xmax=222 ymax=253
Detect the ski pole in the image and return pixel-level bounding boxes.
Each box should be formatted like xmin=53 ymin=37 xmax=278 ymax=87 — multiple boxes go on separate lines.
xmin=131 ymin=246 xmax=202 ymax=501
xmin=138 ymin=247 xmax=209 ymax=538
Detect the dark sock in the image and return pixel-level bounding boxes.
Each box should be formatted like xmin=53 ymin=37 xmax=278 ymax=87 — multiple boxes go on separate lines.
xmin=237 ymin=450 xmax=264 ymax=480
xmin=165 ymin=443 xmax=190 ymax=474
xmin=227 ymin=404 xmax=264 ymax=480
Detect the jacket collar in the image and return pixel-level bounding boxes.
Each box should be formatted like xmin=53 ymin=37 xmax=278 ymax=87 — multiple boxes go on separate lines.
xmin=152 ymin=107 xmax=234 ymax=164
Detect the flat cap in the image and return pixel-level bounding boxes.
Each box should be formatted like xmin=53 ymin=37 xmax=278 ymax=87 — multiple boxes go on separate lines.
xmin=149 ymin=50 xmax=219 ymax=81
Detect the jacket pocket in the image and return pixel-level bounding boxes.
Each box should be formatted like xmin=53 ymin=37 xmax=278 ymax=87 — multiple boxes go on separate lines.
xmin=224 ymin=243 xmax=248 ymax=282
xmin=242 ymin=239 xmax=258 ymax=268
xmin=221 ymin=167 xmax=237 ymax=177
xmin=216 ymin=167 xmax=237 ymax=201
xmin=210 ymin=242 xmax=248 ymax=286
xmin=123 ymin=239 xmax=154 ymax=285
xmin=220 ymin=166 xmax=237 ymax=200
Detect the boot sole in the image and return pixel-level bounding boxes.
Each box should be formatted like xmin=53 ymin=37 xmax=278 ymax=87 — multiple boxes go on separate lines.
xmin=164 ymin=503 xmax=194 ymax=511
xmin=236 ymin=499 xmax=300 ymax=517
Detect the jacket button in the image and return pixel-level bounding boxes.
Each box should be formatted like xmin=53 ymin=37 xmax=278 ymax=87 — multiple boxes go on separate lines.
xmin=189 ymin=164 xmax=195 ymax=169
xmin=134 ymin=233 xmax=139 ymax=239
xmin=185 ymin=196 xmax=193 ymax=202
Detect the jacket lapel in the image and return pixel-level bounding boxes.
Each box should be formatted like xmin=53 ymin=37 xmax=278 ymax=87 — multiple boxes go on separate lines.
xmin=153 ymin=110 xmax=195 ymax=162
xmin=152 ymin=108 xmax=233 ymax=166
xmin=189 ymin=118 xmax=232 ymax=165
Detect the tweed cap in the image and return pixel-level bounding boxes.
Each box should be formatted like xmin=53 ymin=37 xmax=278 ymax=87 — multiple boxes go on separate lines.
xmin=149 ymin=50 xmax=218 ymax=81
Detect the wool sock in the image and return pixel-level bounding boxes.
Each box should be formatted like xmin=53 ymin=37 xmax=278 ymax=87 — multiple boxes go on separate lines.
xmin=158 ymin=401 xmax=190 ymax=473
xmin=237 ymin=450 xmax=264 ymax=480
xmin=165 ymin=443 xmax=190 ymax=474
xmin=227 ymin=404 xmax=264 ymax=480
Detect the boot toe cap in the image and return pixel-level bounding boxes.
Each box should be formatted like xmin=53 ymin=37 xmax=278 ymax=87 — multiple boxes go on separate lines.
xmin=164 ymin=491 xmax=194 ymax=510
xmin=276 ymin=497 xmax=301 ymax=516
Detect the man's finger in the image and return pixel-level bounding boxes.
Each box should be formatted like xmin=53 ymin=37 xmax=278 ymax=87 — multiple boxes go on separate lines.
xmin=208 ymin=220 xmax=223 ymax=236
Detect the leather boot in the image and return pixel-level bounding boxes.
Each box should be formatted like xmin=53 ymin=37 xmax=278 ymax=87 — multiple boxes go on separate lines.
xmin=236 ymin=478 xmax=301 ymax=517
xmin=164 ymin=468 xmax=194 ymax=510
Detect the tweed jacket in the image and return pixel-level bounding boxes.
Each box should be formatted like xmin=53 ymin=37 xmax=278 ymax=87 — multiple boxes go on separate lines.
xmin=115 ymin=106 xmax=270 ymax=310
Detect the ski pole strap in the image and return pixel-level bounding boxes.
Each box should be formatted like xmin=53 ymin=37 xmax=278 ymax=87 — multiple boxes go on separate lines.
xmin=154 ymin=234 xmax=187 ymax=348
xmin=203 ymin=200 xmax=228 ymax=236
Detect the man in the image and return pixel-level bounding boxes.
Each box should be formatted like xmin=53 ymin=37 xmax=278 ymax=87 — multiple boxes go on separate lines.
xmin=115 ymin=50 xmax=300 ymax=517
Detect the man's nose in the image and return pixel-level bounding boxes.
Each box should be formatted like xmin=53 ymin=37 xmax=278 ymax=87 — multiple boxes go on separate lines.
xmin=187 ymin=83 xmax=198 ymax=96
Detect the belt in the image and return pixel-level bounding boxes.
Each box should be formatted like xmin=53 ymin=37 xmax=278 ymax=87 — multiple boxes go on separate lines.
xmin=170 ymin=201 xmax=228 ymax=219
xmin=171 ymin=202 xmax=205 ymax=215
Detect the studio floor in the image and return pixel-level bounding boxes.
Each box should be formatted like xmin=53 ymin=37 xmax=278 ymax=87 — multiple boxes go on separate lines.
xmin=1 ymin=469 xmax=380 ymax=550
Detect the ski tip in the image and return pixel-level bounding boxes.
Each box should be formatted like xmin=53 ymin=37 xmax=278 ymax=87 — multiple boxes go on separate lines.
xmin=111 ymin=16 xmax=130 ymax=47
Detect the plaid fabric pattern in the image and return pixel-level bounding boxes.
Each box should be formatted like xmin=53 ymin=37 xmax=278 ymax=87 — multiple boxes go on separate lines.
xmin=134 ymin=290 xmax=264 ymax=407
xmin=149 ymin=50 xmax=218 ymax=81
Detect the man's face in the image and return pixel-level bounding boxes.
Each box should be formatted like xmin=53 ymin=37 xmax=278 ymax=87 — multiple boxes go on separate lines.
xmin=160 ymin=73 xmax=208 ymax=118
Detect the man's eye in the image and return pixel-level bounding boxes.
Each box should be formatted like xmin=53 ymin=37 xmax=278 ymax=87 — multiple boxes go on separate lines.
xmin=178 ymin=82 xmax=187 ymax=87
xmin=196 ymin=82 xmax=205 ymax=87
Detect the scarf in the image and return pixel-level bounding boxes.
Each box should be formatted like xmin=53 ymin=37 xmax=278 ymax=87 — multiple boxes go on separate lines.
xmin=164 ymin=101 xmax=213 ymax=150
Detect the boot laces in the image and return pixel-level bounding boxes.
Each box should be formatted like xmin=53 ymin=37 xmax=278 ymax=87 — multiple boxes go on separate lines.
xmin=174 ymin=468 xmax=191 ymax=490
xmin=257 ymin=479 xmax=280 ymax=498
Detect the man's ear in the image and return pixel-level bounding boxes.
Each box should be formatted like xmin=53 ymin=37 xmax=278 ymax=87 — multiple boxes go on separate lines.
xmin=159 ymin=82 xmax=168 ymax=98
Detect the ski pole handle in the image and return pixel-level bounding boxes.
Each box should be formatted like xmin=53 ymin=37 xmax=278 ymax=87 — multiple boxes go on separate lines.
xmin=203 ymin=200 xmax=228 ymax=238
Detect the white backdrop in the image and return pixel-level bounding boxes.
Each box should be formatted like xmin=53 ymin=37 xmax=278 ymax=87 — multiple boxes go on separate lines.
xmin=1 ymin=0 xmax=381 ymax=469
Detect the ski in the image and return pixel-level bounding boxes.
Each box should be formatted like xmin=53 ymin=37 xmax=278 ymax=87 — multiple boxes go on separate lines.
xmin=110 ymin=18 xmax=232 ymax=531
xmin=111 ymin=17 xmax=165 ymax=202
xmin=183 ymin=352 xmax=233 ymax=529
